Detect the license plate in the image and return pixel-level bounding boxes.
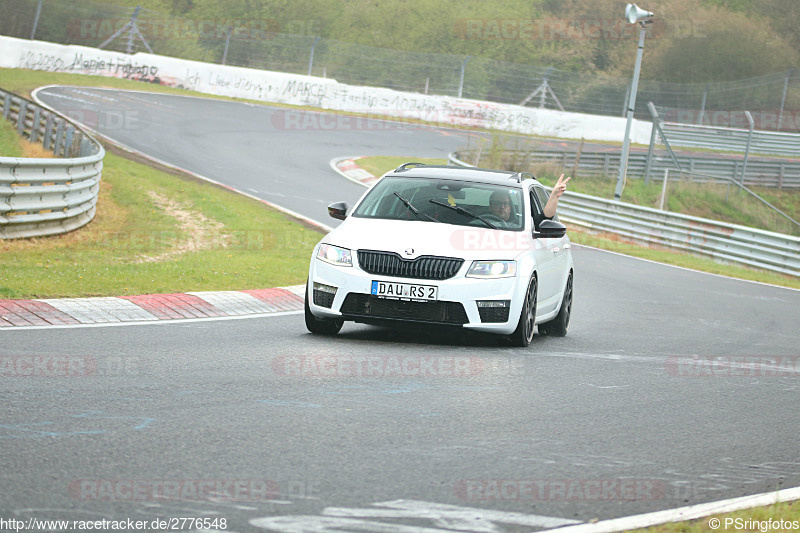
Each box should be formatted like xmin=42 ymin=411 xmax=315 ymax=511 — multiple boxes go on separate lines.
xmin=371 ymin=281 xmax=437 ymax=302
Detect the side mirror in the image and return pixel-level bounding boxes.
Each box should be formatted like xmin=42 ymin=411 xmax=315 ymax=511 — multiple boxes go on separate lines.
xmin=328 ymin=201 xmax=349 ymax=221
xmin=533 ymin=219 xmax=567 ymax=239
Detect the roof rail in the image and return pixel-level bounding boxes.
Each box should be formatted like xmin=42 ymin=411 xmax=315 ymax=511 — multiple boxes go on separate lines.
xmin=394 ymin=162 xmax=428 ymax=172
xmin=510 ymin=172 xmax=535 ymax=183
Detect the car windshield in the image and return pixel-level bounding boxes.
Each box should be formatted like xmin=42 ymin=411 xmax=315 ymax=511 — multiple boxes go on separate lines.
xmin=351 ymin=176 xmax=524 ymax=231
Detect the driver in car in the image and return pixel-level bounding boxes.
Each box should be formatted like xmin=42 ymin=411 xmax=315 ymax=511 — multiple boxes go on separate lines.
xmin=488 ymin=190 xmax=515 ymax=225
xmin=489 ymin=173 xmax=571 ymax=227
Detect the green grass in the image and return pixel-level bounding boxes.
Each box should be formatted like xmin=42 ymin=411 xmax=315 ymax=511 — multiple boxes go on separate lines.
xmin=630 ymin=499 xmax=800 ymax=533
xmin=0 ymin=117 xmax=24 ymax=157
xmin=0 ymin=151 xmax=323 ymax=298
xmin=0 ymin=67 xmax=332 ymax=299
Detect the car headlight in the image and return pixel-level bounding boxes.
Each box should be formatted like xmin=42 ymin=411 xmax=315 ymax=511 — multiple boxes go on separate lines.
xmin=317 ymin=244 xmax=353 ymax=267
xmin=466 ymin=260 xmax=516 ymax=278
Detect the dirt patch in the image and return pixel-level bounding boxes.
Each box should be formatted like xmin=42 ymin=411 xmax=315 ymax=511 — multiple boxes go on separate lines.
xmin=135 ymin=191 xmax=230 ymax=263
xmin=20 ymin=139 xmax=57 ymax=158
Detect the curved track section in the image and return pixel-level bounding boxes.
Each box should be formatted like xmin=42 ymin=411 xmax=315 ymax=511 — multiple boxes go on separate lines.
xmin=35 ymin=86 xmax=473 ymax=225
xmin=1 ymin=86 xmax=798 ymax=532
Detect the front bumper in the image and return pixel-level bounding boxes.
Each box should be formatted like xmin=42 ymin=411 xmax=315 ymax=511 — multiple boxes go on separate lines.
xmin=308 ymin=256 xmax=526 ymax=335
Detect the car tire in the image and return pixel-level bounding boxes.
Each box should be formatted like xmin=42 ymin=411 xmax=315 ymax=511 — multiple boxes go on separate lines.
xmin=508 ymin=274 xmax=537 ymax=347
xmin=538 ymin=271 xmax=572 ymax=337
xmin=304 ymin=284 xmax=344 ymax=335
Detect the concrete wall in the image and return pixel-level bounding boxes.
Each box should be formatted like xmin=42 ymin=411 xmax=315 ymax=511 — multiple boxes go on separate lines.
xmin=0 ymin=35 xmax=653 ymax=144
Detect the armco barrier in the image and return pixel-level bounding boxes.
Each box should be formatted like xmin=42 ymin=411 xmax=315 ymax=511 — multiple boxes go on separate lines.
xmin=458 ymin=148 xmax=800 ymax=189
xmin=556 ymin=193 xmax=800 ymax=277
xmin=449 ymin=152 xmax=800 ymax=277
xmin=661 ymin=122 xmax=800 ymax=157
xmin=0 ymin=88 xmax=104 ymax=239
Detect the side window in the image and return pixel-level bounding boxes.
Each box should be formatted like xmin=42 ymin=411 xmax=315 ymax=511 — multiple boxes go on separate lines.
xmin=529 ymin=187 xmax=544 ymax=226
xmin=533 ymin=185 xmax=558 ymax=222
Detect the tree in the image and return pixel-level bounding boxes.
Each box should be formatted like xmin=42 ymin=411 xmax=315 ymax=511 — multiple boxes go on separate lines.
xmin=642 ymin=6 xmax=798 ymax=82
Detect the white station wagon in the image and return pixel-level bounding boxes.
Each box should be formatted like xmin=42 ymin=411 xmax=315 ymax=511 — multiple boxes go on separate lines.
xmin=305 ymin=164 xmax=574 ymax=346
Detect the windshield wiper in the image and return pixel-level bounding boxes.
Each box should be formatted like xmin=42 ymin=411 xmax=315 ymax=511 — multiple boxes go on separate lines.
xmin=393 ymin=192 xmax=440 ymax=222
xmin=429 ymin=199 xmax=498 ymax=229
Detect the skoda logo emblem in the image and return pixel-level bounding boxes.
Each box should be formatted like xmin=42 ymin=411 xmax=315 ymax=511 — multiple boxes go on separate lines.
xmin=404 ymin=248 xmax=415 ymax=256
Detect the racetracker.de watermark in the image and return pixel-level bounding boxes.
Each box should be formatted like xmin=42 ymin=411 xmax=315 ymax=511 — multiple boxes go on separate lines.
xmin=97 ymin=229 xmax=307 ymax=252
xmin=666 ymin=356 xmax=800 ymax=377
xmin=61 ymin=109 xmax=150 ymax=131
xmin=271 ymin=355 xmax=485 ymax=378
xmin=68 ymin=479 xmax=280 ymax=501
xmin=449 ymin=228 xmax=561 ymax=253
xmin=66 ymin=18 xmax=322 ymax=42
xmin=662 ymin=109 xmax=800 ymax=130
xmin=454 ymin=479 xmax=667 ymax=501
xmin=270 ymin=110 xmax=425 ymax=132
xmin=453 ymin=18 xmax=705 ymax=41
xmin=0 ymin=356 xmax=139 ymax=377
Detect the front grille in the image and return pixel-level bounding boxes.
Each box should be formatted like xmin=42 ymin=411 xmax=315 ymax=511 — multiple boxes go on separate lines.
xmin=341 ymin=293 xmax=468 ymax=325
xmin=357 ymin=250 xmax=463 ymax=280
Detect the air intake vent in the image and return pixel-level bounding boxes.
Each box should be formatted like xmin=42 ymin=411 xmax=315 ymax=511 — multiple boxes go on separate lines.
xmin=341 ymin=294 xmax=468 ymax=325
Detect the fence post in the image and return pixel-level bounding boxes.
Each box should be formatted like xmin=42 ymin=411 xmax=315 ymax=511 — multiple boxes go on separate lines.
xmin=659 ymin=169 xmax=669 ymax=211
xmin=64 ymin=127 xmax=75 ymax=158
xmin=699 ymin=84 xmax=708 ymax=125
xmin=30 ymin=107 xmax=41 ymax=143
xmin=2 ymin=93 xmax=10 ymax=119
xmin=71 ymin=131 xmax=83 ymax=157
xmin=741 ymin=110 xmax=754 ymax=187
xmin=30 ymin=0 xmax=43 ymax=40
xmin=127 ymin=6 xmax=139 ymax=54
xmin=221 ymin=26 xmax=232 ymax=65
xmin=308 ymin=36 xmax=321 ymax=76
xmin=644 ymin=119 xmax=658 ymax=185
xmin=43 ymin=114 xmax=54 ymax=151
xmin=17 ymin=101 xmax=27 ymax=136
xmin=54 ymin=121 xmax=64 ymax=156
xmin=647 ymin=102 xmax=684 ymax=173
xmin=458 ymin=56 xmax=470 ymax=98
xmin=777 ymin=69 xmax=793 ymax=131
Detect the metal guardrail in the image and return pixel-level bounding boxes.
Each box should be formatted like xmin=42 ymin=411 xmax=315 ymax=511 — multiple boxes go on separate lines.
xmin=0 ymin=88 xmax=104 ymax=239
xmin=449 ymin=152 xmax=800 ymax=277
xmin=465 ymin=148 xmax=800 ymax=190
xmin=660 ymin=122 xmax=800 ymax=157
xmin=556 ymin=193 xmax=800 ymax=277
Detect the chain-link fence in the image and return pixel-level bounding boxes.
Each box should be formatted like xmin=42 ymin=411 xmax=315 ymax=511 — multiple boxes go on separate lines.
xmin=3 ymin=0 xmax=799 ymax=131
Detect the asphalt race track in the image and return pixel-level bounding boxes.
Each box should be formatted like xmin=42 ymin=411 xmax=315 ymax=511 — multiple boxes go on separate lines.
xmin=37 ymin=86 xmax=475 ymax=225
xmin=1 ymin=86 xmax=798 ymax=532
